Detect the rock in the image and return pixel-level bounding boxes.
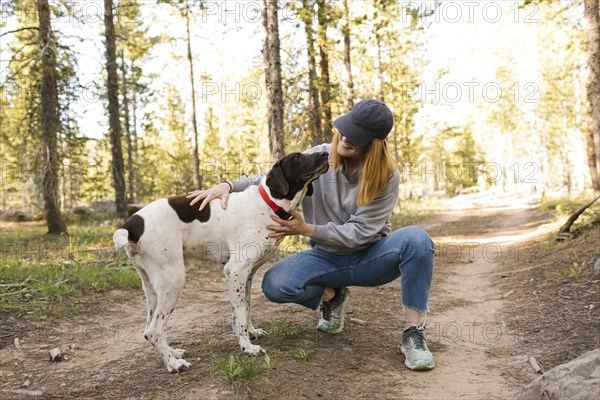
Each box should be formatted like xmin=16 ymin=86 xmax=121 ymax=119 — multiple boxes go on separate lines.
xmin=6 ymin=389 xmax=44 ymax=397
xmin=73 ymin=206 xmax=92 ymax=215
xmin=13 ymin=338 xmax=22 ymax=350
xmin=0 ymin=209 xmax=35 ymax=222
xmin=48 ymin=348 xmax=63 ymax=362
xmin=127 ymin=202 xmax=146 ymax=216
xmin=518 ymin=349 xmax=600 ymax=400
xmin=594 ymin=258 xmax=600 ymax=272
xmin=91 ymin=199 xmax=115 ymax=212
xmin=21 ymin=380 xmax=30 ymax=388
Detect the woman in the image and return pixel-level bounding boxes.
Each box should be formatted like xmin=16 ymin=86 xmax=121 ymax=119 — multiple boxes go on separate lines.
xmin=188 ymin=99 xmax=435 ymax=370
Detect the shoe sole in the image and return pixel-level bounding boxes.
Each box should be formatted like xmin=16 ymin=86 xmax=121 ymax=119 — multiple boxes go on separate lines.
xmin=317 ymin=289 xmax=350 ymax=334
xmin=401 ymin=346 xmax=436 ymax=371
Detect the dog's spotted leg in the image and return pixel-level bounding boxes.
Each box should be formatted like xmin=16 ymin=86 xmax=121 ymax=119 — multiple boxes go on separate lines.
xmin=245 ymin=269 xmax=267 ymax=340
xmin=143 ymin=263 xmax=190 ymax=373
xmin=135 ymin=266 xmax=157 ymax=333
xmin=225 ymin=261 xmax=265 ymax=356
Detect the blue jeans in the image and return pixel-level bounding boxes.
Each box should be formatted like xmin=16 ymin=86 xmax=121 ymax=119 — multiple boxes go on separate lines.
xmin=262 ymin=226 xmax=434 ymax=313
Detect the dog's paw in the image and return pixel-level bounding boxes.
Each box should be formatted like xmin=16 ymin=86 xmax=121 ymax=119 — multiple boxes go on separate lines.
xmin=171 ymin=348 xmax=186 ymax=359
xmin=167 ymin=357 xmax=191 ymax=373
xmin=249 ymin=328 xmax=267 ymax=340
xmin=241 ymin=343 xmax=265 ymax=356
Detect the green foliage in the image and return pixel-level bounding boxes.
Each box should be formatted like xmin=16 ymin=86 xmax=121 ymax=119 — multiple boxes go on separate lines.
xmin=391 ymin=198 xmax=442 ymax=228
xmin=217 ymin=354 xmax=279 ymax=396
xmin=271 ymin=320 xmax=308 ymax=338
xmin=0 ymin=0 xmax=592 ymax=214
xmin=541 ymin=196 xmax=600 ymax=231
xmin=0 ymin=220 xmax=140 ymax=314
xmin=291 ymin=348 xmax=309 ymax=362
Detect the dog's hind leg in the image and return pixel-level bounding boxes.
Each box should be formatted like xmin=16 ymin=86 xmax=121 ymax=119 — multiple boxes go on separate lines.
xmin=225 ymin=261 xmax=265 ymax=356
xmin=134 ymin=265 xmax=157 ymax=333
xmin=142 ymin=261 xmax=190 ymax=373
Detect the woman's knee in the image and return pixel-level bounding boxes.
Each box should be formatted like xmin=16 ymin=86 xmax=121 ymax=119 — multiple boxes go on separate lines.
xmin=261 ymin=267 xmax=284 ymax=302
xmin=393 ymin=226 xmax=434 ymax=256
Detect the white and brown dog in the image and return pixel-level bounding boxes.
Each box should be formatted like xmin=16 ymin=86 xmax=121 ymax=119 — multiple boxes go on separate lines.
xmin=113 ymin=152 xmax=329 ymax=372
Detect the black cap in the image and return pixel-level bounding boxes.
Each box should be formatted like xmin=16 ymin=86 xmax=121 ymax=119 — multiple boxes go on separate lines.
xmin=333 ymin=99 xmax=394 ymax=147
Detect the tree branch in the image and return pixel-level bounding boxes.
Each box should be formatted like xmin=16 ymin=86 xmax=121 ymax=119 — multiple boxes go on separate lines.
xmin=0 ymin=27 xmax=39 ymax=38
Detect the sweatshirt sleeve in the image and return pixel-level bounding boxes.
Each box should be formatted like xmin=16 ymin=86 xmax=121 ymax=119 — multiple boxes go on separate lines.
xmin=311 ymin=169 xmax=400 ymax=249
xmin=230 ymin=172 xmax=265 ymax=192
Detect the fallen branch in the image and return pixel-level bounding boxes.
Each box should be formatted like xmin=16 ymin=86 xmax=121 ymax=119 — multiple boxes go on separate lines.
xmin=349 ymin=317 xmax=367 ymax=326
xmin=0 ymin=288 xmax=37 ymax=297
xmin=528 ymin=356 xmax=543 ymax=374
xmin=0 ymin=283 xmax=26 ymax=288
xmin=556 ymin=195 xmax=600 ymax=241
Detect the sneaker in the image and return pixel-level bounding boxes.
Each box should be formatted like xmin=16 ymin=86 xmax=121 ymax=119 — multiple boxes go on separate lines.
xmin=316 ymin=287 xmax=350 ymax=334
xmin=401 ymin=325 xmax=435 ymax=370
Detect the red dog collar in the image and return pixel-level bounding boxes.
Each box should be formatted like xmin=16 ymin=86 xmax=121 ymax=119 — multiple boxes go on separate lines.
xmin=258 ymin=185 xmax=292 ymax=220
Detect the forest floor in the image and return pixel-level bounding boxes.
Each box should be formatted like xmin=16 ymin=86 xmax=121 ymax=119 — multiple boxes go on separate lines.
xmin=1 ymin=191 xmax=599 ymax=399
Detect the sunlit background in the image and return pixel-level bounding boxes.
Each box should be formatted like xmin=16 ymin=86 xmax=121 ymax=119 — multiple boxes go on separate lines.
xmin=0 ymin=0 xmax=594 ymax=211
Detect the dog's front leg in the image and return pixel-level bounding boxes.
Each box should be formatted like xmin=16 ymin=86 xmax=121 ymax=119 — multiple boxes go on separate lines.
xmin=245 ymin=268 xmax=267 ymax=340
xmin=224 ymin=261 xmax=265 ymax=356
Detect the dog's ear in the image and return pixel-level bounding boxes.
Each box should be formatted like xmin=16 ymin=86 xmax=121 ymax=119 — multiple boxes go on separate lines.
xmin=266 ymin=163 xmax=289 ymax=197
xmin=306 ymin=182 xmax=314 ymax=196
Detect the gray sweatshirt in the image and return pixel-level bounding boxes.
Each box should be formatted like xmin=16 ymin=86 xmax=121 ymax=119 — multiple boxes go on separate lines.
xmin=232 ymin=143 xmax=400 ymax=255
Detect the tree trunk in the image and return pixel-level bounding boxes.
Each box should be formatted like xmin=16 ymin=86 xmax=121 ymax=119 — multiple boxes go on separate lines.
xmin=37 ymin=0 xmax=67 ymax=235
xmin=131 ymin=71 xmax=139 ymax=192
xmin=120 ymin=51 xmax=135 ymax=203
xmin=262 ymin=0 xmax=286 ymax=162
xmin=316 ymin=0 xmax=333 ymax=143
xmin=301 ymin=0 xmax=323 ymax=146
xmin=584 ymin=0 xmax=600 ymax=196
xmin=342 ymin=0 xmax=355 ymax=111
xmin=104 ymin=0 xmax=127 ymax=218
xmin=185 ymin=3 xmax=202 ymax=189
xmin=374 ymin=26 xmax=385 ymax=102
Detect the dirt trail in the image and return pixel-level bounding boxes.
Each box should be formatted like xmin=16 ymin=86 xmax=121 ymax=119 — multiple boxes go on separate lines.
xmin=0 ymin=192 xmax=558 ymax=399
xmin=400 ymin=193 xmax=558 ymax=399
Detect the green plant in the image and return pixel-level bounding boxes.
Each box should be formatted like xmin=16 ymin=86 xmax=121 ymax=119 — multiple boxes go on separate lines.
xmin=217 ymin=354 xmax=279 ymax=396
xmin=569 ymin=261 xmax=582 ymax=279
xmin=291 ymin=348 xmax=309 ymax=362
xmin=271 ymin=320 xmax=307 ymax=338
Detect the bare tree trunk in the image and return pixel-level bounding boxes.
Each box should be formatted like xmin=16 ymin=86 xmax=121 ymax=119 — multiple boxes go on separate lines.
xmin=317 ymin=0 xmax=333 ymax=143
xmin=263 ymin=0 xmax=286 ymax=162
xmin=584 ymin=0 xmax=600 ymax=196
xmin=120 ymin=51 xmax=135 ymax=203
xmin=342 ymin=0 xmax=355 ymax=111
xmin=104 ymin=0 xmax=127 ymax=218
xmin=184 ymin=3 xmax=202 ymax=189
xmin=131 ymin=73 xmax=139 ymax=194
xmin=301 ymin=0 xmax=323 ymax=146
xmin=374 ymin=27 xmax=385 ymax=103
xmin=37 ymin=0 xmax=67 ymax=235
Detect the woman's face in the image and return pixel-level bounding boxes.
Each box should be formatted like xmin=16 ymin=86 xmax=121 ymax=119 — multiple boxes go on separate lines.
xmin=336 ymin=132 xmax=365 ymax=160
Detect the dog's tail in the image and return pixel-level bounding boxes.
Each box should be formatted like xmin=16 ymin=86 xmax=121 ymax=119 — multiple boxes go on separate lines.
xmin=113 ymin=215 xmax=144 ymax=251
xmin=113 ymin=228 xmax=130 ymax=250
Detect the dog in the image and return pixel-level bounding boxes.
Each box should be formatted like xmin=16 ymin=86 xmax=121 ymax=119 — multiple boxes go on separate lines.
xmin=113 ymin=151 xmax=329 ymax=372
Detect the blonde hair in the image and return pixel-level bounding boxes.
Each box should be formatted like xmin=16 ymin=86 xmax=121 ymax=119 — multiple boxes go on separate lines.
xmin=331 ymin=133 xmax=397 ymax=206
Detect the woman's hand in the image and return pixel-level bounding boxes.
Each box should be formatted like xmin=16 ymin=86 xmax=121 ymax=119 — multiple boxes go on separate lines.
xmin=186 ymin=182 xmax=231 ymax=211
xmin=267 ymin=210 xmax=315 ymax=240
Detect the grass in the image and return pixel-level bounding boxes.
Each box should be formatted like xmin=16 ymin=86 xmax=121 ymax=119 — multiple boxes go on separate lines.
xmin=541 ymin=194 xmax=600 ymax=231
xmin=216 ymin=354 xmax=279 ymax=397
xmin=0 ymin=197 xmax=443 ymax=316
xmin=391 ymin=197 xmax=442 ymax=229
xmin=270 ymin=320 xmax=308 ymax=338
xmin=0 ymin=217 xmax=140 ymax=314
